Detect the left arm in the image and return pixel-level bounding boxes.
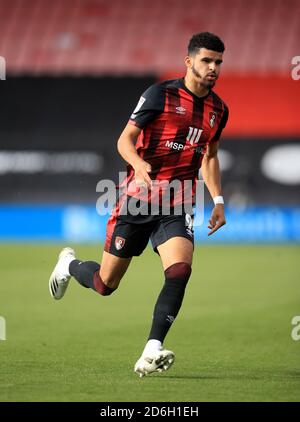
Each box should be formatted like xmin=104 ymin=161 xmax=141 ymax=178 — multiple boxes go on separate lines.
xmin=201 ymin=141 xmax=226 ymax=236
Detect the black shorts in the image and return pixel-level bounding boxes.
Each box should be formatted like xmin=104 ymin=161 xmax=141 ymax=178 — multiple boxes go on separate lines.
xmin=104 ymin=210 xmax=194 ymax=258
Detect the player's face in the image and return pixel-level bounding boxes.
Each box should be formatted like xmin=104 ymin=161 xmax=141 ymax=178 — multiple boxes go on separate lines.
xmin=187 ymin=48 xmax=223 ymax=88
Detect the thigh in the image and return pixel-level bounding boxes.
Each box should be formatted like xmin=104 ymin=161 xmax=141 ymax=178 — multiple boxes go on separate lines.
xmin=151 ymin=213 xmax=194 ymax=254
xmin=151 ymin=213 xmax=194 ymax=270
xmin=157 ymin=236 xmax=193 ymax=270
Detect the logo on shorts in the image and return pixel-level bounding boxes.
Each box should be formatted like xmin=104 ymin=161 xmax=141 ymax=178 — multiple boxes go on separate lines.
xmin=185 ymin=214 xmax=194 ymax=237
xmin=115 ymin=236 xmax=126 ymax=250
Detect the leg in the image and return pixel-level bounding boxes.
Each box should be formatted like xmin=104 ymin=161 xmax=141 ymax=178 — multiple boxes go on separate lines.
xmin=49 ymin=212 xmax=152 ymax=299
xmin=148 ymin=236 xmax=193 ymax=343
xmin=157 ymin=236 xmax=193 ymax=270
xmin=134 ymin=237 xmax=193 ymax=377
xmin=68 ymin=212 xmax=135 ymax=295
xmin=69 ymin=251 xmax=131 ymax=295
xmin=134 ymin=213 xmax=194 ymax=377
xmin=69 ymin=215 xmax=151 ymax=295
xmin=100 ymin=251 xmax=131 ymax=289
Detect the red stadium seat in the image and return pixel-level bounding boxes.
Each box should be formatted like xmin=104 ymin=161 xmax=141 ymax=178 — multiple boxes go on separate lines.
xmin=0 ymin=0 xmax=297 ymax=75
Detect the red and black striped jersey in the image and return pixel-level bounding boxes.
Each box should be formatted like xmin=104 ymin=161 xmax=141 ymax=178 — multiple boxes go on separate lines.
xmin=122 ymin=78 xmax=228 ymax=206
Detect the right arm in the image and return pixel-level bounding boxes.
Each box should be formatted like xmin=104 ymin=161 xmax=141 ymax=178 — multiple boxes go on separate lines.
xmin=117 ymin=123 xmax=152 ymax=188
xmin=117 ymin=83 xmax=165 ymax=188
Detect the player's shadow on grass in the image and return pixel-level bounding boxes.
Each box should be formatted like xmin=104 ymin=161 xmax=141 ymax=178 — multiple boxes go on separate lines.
xmin=162 ymin=375 xmax=259 ymax=380
xmin=162 ymin=371 xmax=300 ymax=380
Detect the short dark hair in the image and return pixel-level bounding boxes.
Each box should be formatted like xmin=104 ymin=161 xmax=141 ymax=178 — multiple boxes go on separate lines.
xmin=188 ymin=32 xmax=225 ymax=55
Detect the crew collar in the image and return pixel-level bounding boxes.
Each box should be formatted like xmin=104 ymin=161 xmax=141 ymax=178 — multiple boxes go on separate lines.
xmin=179 ymin=77 xmax=211 ymax=100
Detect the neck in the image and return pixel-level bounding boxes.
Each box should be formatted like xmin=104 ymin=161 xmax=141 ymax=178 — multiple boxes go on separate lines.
xmin=183 ymin=73 xmax=209 ymax=98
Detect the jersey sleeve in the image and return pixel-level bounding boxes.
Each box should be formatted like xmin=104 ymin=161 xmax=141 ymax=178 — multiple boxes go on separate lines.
xmin=211 ymin=104 xmax=229 ymax=143
xmin=128 ymin=83 xmax=165 ymax=129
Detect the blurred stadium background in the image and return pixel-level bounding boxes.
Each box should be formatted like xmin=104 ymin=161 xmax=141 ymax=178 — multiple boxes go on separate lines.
xmin=0 ymin=0 xmax=300 ymax=402
xmin=1 ymin=0 xmax=300 ymax=243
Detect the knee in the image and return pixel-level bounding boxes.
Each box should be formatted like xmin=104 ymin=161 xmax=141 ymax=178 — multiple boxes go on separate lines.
xmin=94 ymin=271 xmax=119 ymax=296
xmin=99 ymin=266 xmax=125 ymax=292
xmin=100 ymin=274 xmax=121 ymax=294
xmin=164 ymin=262 xmax=192 ymax=284
xmin=101 ymin=281 xmax=117 ymax=296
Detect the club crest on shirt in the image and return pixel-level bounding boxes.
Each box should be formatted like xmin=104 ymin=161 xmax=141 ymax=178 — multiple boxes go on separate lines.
xmin=209 ymin=112 xmax=217 ymax=128
xmin=115 ymin=236 xmax=126 ymax=250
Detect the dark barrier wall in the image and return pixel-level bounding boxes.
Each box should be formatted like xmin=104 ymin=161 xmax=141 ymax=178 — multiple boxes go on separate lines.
xmin=1 ymin=77 xmax=299 ymax=205
xmin=214 ymin=139 xmax=300 ymax=206
xmin=0 ymin=77 xmax=155 ymax=203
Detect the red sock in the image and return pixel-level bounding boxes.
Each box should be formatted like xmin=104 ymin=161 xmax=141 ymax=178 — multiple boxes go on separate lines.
xmin=93 ymin=271 xmax=115 ymax=296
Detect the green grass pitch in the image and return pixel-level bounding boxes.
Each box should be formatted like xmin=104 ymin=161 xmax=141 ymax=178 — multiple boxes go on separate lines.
xmin=0 ymin=244 xmax=299 ymax=402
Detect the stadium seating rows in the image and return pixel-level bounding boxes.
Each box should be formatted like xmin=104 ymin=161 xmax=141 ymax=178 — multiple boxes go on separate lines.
xmin=0 ymin=0 xmax=299 ymax=75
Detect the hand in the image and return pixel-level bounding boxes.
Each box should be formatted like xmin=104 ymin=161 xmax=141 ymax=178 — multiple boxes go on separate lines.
xmin=208 ymin=204 xmax=226 ymax=236
xmin=133 ymin=160 xmax=152 ymax=189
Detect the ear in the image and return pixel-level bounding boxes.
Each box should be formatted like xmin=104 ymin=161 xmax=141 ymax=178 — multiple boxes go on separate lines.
xmin=184 ymin=55 xmax=192 ymax=69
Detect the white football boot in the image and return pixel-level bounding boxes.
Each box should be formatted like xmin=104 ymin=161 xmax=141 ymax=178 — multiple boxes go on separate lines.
xmin=134 ymin=349 xmax=175 ymax=378
xmin=49 ymin=247 xmax=75 ymax=300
